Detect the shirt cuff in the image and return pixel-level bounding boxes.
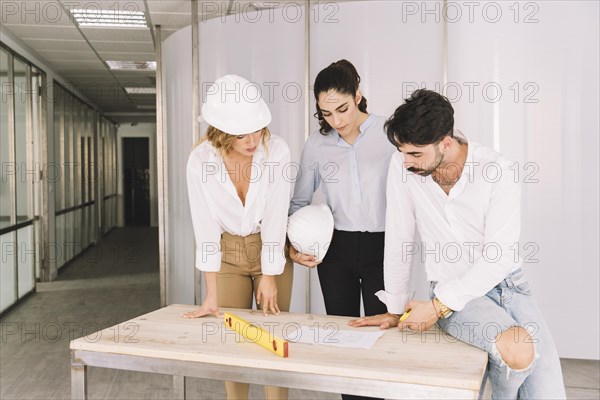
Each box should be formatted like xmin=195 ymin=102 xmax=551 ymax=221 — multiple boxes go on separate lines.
xmin=260 ymin=244 xmax=286 ymax=275
xmin=433 ymin=280 xmax=467 ymax=312
xmin=194 ymin=249 xmax=222 ymax=272
xmin=375 ymin=290 xmax=414 ymax=315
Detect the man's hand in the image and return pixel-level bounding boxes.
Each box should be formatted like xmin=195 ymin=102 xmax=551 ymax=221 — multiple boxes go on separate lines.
xmin=289 ymin=245 xmax=321 ymax=268
xmin=348 ymin=313 xmax=401 ymax=329
xmin=256 ymin=275 xmax=280 ymax=316
xmin=398 ymin=300 xmax=439 ymax=332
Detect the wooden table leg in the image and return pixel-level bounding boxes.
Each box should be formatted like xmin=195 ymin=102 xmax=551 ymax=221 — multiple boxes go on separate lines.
xmin=71 ymin=362 xmax=88 ymax=400
xmin=173 ymin=375 xmax=186 ymax=400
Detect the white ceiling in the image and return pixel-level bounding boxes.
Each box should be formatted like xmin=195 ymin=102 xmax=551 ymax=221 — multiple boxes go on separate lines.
xmin=1 ymin=0 xmax=277 ymax=123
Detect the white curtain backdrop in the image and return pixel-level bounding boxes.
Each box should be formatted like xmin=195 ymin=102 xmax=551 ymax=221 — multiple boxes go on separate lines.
xmin=447 ymin=0 xmax=599 ymax=360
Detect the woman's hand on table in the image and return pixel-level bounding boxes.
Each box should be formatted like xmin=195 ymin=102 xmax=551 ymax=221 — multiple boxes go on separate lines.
xmin=256 ymin=275 xmax=280 ymax=316
xmin=180 ymin=297 xmax=221 ymax=319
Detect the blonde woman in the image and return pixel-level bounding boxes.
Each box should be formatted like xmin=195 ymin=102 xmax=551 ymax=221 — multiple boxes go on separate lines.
xmin=183 ymin=74 xmax=293 ymax=400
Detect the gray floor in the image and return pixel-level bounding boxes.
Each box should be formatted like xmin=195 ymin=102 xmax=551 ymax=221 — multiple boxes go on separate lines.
xmin=1 ymin=227 xmax=598 ymax=400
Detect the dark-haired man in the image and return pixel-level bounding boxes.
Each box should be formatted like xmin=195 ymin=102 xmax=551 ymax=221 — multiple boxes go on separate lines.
xmin=350 ymin=89 xmax=566 ymax=398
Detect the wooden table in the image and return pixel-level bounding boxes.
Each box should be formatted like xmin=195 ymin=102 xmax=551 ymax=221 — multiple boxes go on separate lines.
xmin=70 ymin=304 xmax=488 ymax=399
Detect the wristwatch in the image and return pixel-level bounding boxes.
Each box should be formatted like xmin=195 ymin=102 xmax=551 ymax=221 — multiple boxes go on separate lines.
xmin=434 ymin=296 xmax=454 ymax=319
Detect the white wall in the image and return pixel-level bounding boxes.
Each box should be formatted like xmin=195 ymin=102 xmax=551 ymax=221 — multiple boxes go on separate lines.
xmin=116 ymin=123 xmax=158 ymax=227
xmin=162 ymin=26 xmax=196 ymax=305
xmin=308 ymin=0 xmax=444 ymax=316
xmin=162 ymin=1 xmax=599 ymax=359
xmin=446 ymin=0 xmax=599 ymax=360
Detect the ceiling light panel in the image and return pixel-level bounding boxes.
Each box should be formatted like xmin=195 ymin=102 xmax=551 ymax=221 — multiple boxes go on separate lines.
xmin=106 ymin=61 xmax=156 ymax=71
xmin=81 ymin=28 xmax=152 ymax=42
xmin=99 ymin=52 xmax=156 ymax=62
xmin=125 ymin=87 xmax=156 ymax=95
xmin=72 ymin=8 xmax=148 ymax=28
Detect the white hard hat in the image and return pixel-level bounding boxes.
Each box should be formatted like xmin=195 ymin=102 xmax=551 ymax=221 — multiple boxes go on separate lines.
xmin=201 ymin=74 xmax=272 ymax=135
xmin=287 ymin=204 xmax=334 ymax=262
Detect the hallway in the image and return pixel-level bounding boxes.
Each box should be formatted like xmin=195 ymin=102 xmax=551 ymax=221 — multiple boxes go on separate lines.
xmin=1 ymin=227 xmax=162 ymax=399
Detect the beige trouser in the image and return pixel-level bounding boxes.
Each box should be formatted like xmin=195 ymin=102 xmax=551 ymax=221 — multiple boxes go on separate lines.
xmin=218 ymin=232 xmax=294 ymax=400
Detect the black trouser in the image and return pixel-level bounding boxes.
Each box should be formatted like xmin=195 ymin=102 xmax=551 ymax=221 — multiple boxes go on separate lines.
xmin=317 ymin=229 xmax=387 ymax=400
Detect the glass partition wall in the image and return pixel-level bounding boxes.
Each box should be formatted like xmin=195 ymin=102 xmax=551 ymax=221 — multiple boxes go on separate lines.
xmin=0 ymin=46 xmax=44 ymax=313
xmin=1 ymin=42 xmax=118 ymax=315
xmin=53 ymin=84 xmax=118 ymax=272
xmin=99 ymin=116 xmax=118 ymax=235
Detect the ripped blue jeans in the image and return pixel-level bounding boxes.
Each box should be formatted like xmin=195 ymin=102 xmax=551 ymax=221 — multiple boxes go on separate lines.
xmin=432 ymin=269 xmax=566 ymax=399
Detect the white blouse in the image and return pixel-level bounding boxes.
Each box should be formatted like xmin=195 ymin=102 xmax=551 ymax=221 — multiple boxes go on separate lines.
xmin=186 ymin=134 xmax=291 ymax=275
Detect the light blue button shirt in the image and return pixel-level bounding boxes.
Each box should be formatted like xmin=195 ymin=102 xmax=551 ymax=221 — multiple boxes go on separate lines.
xmin=289 ymin=114 xmax=396 ymax=232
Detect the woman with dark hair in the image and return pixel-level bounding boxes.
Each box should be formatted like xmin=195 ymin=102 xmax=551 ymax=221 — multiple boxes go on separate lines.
xmin=288 ymin=60 xmax=395 ymax=400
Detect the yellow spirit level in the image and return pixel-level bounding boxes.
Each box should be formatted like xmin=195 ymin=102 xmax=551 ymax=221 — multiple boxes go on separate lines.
xmin=223 ymin=312 xmax=289 ymax=358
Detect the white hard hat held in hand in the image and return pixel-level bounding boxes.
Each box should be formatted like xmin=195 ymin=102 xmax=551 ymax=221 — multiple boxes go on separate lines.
xmin=201 ymin=74 xmax=272 ymax=135
xmin=287 ymin=204 xmax=334 ymax=262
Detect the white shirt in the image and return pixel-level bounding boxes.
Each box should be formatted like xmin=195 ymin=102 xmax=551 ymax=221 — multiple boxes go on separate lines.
xmin=377 ymin=131 xmax=522 ymax=312
xmin=289 ymin=114 xmax=396 ymax=232
xmin=186 ymin=134 xmax=291 ymax=275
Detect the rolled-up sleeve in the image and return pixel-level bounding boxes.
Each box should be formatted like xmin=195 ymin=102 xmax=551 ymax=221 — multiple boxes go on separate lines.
xmin=260 ymin=138 xmax=292 ymax=275
xmin=289 ymin=134 xmax=321 ymax=216
xmin=376 ymin=153 xmax=416 ymax=314
xmin=186 ymin=151 xmax=223 ymax=272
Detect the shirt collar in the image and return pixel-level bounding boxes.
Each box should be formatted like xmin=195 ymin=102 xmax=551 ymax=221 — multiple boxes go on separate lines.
xmin=334 ymin=113 xmax=374 ymax=146
xmin=454 ymin=129 xmax=473 ymax=176
xmin=359 ymin=113 xmax=375 ymax=133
